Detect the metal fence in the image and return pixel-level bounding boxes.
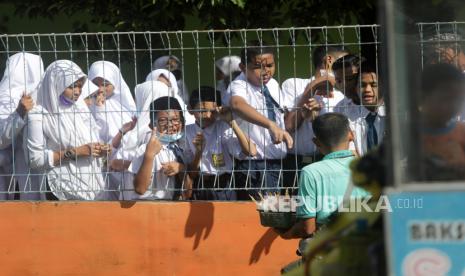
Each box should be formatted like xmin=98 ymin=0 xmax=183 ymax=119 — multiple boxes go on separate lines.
xmin=0 ymin=25 xmax=381 ymax=201
xmin=418 ymin=22 xmax=465 ymax=70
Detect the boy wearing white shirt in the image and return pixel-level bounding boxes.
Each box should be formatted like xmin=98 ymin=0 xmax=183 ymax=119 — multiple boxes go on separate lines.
xmin=332 ymin=54 xmax=365 ymax=107
xmin=126 ymin=96 xmax=188 ymax=200
xmin=185 ymin=86 xmax=257 ymax=200
xmin=227 ymin=41 xmax=293 ymax=199
xmin=335 ymin=61 xmax=386 ymax=156
xmin=282 ymin=46 xmax=348 ymax=185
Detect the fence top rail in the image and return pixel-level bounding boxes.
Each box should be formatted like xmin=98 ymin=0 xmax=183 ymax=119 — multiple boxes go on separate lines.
xmin=417 ymin=21 xmax=465 ymax=26
xmin=0 ymin=25 xmax=380 ymax=38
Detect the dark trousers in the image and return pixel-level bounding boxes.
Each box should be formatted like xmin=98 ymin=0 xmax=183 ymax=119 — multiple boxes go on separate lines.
xmin=192 ymin=173 xmax=237 ymax=201
xmin=234 ymin=159 xmax=283 ymax=200
xmin=281 ymin=153 xmax=324 ymax=195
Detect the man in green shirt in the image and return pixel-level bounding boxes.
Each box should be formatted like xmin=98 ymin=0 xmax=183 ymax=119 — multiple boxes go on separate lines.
xmin=276 ymin=113 xmax=370 ymax=240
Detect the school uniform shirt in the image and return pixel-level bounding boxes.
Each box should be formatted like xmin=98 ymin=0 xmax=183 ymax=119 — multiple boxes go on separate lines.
xmin=27 ymin=60 xmax=105 ymax=200
xmin=183 ymin=121 xmax=243 ymax=175
xmin=335 ymin=99 xmax=386 ymax=156
xmin=333 ymin=96 xmax=357 ymax=114
xmin=225 ymin=72 xmax=287 ymax=160
xmin=281 ymin=77 xmax=345 ymax=155
xmin=88 ymin=61 xmax=136 ymax=143
xmin=123 ymin=130 xmax=186 ymax=200
xmin=0 ymin=52 xmax=44 ymax=200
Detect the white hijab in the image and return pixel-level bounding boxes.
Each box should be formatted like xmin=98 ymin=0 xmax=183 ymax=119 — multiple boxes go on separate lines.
xmin=80 ymin=79 xmax=99 ymax=100
xmin=0 ymin=52 xmax=44 ymax=111
xmin=88 ymin=61 xmax=136 ymax=140
xmin=144 ymin=70 xmax=194 ymax=125
xmin=37 ymin=60 xmax=98 ymax=148
xmin=118 ymin=80 xmax=185 ymax=160
xmin=145 ymin=69 xmax=179 ymax=96
xmin=215 ymin=55 xmax=241 ymax=77
xmin=135 ymin=80 xmax=190 ymax=128
xmin=153 ymin=56 xmax=181 ymax=71
xmin=152 ymin=56 xmax=189 ymax=103
xmin=35 ymin=60 xmax=104 ymax=200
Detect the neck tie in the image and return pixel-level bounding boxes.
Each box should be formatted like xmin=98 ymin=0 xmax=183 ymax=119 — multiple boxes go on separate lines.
xmin=167 ymin=143 xmax=184 ymax=164
xmin=365 ymin=112 xmax=378 ymax=150
xmin=261 ymin=85 xmax=279 ymax=122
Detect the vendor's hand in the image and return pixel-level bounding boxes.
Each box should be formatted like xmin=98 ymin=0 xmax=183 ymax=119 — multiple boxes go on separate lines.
xmin=272 ymin=227 xmax=291 ymax=239
xmin=192 ymin=132 xmax=204 ymax=153
xmin=268 ymin=122 xmax=293 ymax=149
xmin=161 ymin=161 xmax=184 ymax=177
xmin=16 ymin=93 xmax=34 ymax=119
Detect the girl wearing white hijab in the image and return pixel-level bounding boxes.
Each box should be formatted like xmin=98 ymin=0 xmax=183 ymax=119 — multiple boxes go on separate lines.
xmin=152 ymin=55 xmax=190 ymax=103
xmin=87 ymin=61 xmax=137 ymax=144
xmin=145 ymin=69 xmax=195 ymax=125
xmin=0 ymin=52 xmax=44 ymax=200
xmin=26 ymin=60 xmax=109 ymax=200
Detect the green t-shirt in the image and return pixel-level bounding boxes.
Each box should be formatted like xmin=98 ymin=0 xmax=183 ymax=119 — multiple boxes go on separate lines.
xmin=296 ymin=150 xmax=370 ymax=225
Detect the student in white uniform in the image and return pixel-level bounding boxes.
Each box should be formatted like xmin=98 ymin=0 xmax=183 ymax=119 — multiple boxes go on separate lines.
xmin=87 ymin=61 xmax=138 ymax=199
xmin=87 ymin=61 xmax=137 ymax=144
xmin=335 ymin=60 xmax=386 ymax=156
xmin=145 ymin=69 xmax=195 ymax=125
xmin=215 ymin=56 xmax=241 ymax=94
xmin=106 ymin=71 xmax=192 ymax=199
xmin=125 ymin=96 xmax=188 ymax=200
xmin=282 ymin=46 xmax=348 ymax=184
xmin=26 ymin=60 xmax=110 ymax=200
xmin=112 ymin=80 xmax=184 ymax=170
xmin=0 ymin=52 xmax=44 ymax=200
xmin=332 ymin=54 xmax=365 ymax=109
xmin=109 ymin=81 xmax=174 ymax=199
xmin=112 ymin=74 xmax=195 ymax=166
xmin=152 ymin=55 xmax=189 ymax=103
xmin=227 ymin=41 xmax=293 ymax=199
xmin=184 ymin=86 xmax=257 ymax=200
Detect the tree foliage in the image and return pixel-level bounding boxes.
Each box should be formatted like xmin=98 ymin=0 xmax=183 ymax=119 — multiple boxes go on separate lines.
xmin=13 ymin=0 xmax=377 ymax=32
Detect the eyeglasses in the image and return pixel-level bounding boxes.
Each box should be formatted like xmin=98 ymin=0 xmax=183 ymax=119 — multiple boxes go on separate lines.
xmin=157 ymin=117 xmax=181 ymax=126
